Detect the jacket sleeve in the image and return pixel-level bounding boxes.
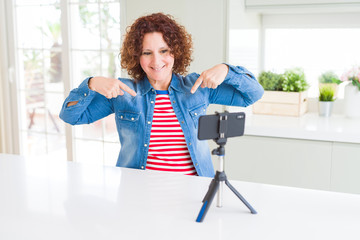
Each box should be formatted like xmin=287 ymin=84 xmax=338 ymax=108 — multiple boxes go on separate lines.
xmin=208 ymin=64 xmax=264 ymax=107
xmin=59 ymin=77 xmax=114 ymax=125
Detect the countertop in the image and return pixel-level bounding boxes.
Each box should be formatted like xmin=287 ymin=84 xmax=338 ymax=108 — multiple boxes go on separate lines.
xmin=244 ymin=112 xmax=360 ymax=143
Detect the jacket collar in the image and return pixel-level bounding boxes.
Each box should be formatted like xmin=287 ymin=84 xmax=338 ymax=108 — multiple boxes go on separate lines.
xmin=138 ymin=76 xmax=153 ymax=96
xmin=169 ymin=73 xmax=184 ymax=93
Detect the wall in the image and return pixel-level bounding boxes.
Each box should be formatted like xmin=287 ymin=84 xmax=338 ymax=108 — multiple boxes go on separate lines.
xmin=229 ymin=0 xmax=261 ymax=29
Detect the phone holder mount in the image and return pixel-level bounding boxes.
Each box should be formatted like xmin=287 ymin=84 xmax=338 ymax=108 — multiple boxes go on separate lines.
xmin=196 ymin=111 xmax=257 ymax=222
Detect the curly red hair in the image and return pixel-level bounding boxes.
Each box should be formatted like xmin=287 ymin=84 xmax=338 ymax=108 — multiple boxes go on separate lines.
xmin=120 ymin=13 xmax=193 ymax=81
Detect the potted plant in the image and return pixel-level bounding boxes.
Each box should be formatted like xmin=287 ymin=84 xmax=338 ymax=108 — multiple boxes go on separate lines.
xmin=253 ymin=68 xmax=309 ymax=117
xmin=258 ymin=71 xmax=284 ymax=91
xmin=318 ymin=71 xmax=341 ymax=97
xmin=341 ymin=67 xmax=360 ymax=118
xmin=282 ymin=67 xmax=309 ymax=92
xmin=318 ymin=85 xmax=335 ymax=117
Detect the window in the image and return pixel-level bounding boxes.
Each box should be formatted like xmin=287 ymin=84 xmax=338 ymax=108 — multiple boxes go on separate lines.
xmin=12 ymin=0 xmax=122 ymax=165
xmin=15 ymin=0 xmax=66 ymax=160
xmin=229 ymin=29 xmax=259 ymax=76
xmin=68 ymin=0 xmax=122 ymax=166
xmin=264 ymin=28 xmax=360 ymax=98
xmin=229 ymin=6 xmax=360 ymax=98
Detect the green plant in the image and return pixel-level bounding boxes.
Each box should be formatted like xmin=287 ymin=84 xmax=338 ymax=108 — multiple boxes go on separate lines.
xmin=258 ymin=71 xmax=284 ymax=91
xmin=282 ymin=68 xmax=309 ymax=92
xmin=318 ymin=71 xmax=341 ymax=84
xmin=319 ymin=85 xmax=335 ymax=101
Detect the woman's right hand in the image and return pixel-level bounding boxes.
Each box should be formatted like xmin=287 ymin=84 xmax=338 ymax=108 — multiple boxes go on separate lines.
xmin=89 ymin=76 xmax=137 ymax=98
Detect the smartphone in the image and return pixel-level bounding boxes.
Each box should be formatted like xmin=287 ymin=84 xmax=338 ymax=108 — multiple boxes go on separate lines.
xmin=197 ymin=112 xmax=245 ymax=140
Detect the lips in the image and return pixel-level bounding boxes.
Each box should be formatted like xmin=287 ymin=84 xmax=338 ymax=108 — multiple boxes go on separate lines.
xmin=151 ymin=65 xmax=165 ymax=71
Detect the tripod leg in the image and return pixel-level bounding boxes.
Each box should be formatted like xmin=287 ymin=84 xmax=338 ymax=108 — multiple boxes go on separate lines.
xmin=196 ymin=179 xmax=219 ymax=222
xmin=202 ymin=179 xmax=216 ymax=202
xmin=225 ymin=180 xmax=257 ymax=214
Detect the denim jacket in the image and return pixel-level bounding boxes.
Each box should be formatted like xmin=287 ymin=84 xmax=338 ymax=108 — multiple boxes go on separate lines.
xmin=59 ymin=64 xmax=264 ymax=177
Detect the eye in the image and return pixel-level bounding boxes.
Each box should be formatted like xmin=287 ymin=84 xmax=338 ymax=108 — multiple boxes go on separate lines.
xmin=142 ymin=52 xmax=151 ymax=55
xmin=160 ymin=49 xmax=168 ymax=54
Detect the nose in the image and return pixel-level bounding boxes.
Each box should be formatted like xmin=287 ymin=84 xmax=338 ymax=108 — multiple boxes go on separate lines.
xmin=151 ymin=52 xmax=162 ymax=66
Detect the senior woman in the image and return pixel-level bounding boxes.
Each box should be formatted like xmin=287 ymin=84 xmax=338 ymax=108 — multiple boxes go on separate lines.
xmin=59 ymin=12 xmax=264 ymax=177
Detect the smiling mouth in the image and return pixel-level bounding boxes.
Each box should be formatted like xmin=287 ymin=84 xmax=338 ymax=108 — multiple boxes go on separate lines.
xmin=151 ymin=65 xmax=165 ymax=71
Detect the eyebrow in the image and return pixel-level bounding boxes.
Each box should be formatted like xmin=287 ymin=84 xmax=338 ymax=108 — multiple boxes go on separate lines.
xmin=142 ymin=47 xmax=169 ymax=51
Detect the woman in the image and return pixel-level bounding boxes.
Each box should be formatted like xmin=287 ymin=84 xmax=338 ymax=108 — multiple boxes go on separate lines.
xmin=59 ymin=13 xmax=264 ymax=177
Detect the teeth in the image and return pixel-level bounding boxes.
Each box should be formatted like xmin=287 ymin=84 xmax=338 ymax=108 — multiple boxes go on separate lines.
xmin=152 ymin=66 xmax=164 ymax=71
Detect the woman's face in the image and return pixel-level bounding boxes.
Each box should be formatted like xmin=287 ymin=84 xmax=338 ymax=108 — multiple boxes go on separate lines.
xmin=140 ymin=32 xmax=174 ymax=90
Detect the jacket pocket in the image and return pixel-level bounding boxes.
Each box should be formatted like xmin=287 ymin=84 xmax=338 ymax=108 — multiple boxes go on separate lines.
xmin=117 ymin=111 xmax=140 ymax=129
xmin=188 ymin=104 xmax=206 ymax=129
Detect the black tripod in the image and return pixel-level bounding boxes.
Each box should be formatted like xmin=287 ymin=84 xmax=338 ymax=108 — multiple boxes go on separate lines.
xmin=196 ymin=113 xmax=257 ymax=222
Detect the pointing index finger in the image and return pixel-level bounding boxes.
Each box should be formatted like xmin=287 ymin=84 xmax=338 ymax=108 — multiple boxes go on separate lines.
xmin=191 ymin=75 xmax=203 ymax=94
xmin=119 ymin=81 xmax=137 ymax=97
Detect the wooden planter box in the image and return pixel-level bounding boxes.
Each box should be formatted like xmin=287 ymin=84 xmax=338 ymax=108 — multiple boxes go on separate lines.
xmin=252 ymin=91 xmax=308 ymax=117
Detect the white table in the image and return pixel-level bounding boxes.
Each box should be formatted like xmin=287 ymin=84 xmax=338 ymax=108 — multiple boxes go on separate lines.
xmin=1 ymin=154 xmax=360 ymax=240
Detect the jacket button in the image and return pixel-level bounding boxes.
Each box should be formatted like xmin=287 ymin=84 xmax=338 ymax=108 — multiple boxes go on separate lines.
xmin=148 ymin=121 xmax=151 ymax=124
xmin=141 ymin=166 xmax=144 ymax=169
xmin=144 ymin=144 xmax=147 ymax=147
xmin=173 ymin=100 xmax=176 ymax=103
xmin=189 ymin=142 xmax=192 ymax=146
xmin=181 ymin=121 xmax=184 ymax=124
xmin=194 ymin=113 xmax=197 ymax=116
xmin=84 ymin=93 xmax=87 ymax=97
xmin=131 ymin=117 xmax=134 ymax=121
xmin=151 ymin=101 xmax=154 ymax=104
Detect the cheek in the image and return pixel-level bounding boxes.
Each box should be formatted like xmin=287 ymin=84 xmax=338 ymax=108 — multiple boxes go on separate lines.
xmin=167 ymin=56 xmax=175 ymax=67
xmin=139 ymin=56 xmax=147 ymax=70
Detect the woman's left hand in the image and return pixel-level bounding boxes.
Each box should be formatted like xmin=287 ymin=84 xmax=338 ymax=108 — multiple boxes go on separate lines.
xmin=191 ymin=64 xmax=229 ymax=94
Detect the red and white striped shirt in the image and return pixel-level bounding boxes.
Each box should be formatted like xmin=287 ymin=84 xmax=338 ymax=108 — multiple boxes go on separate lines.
xmin=146 ymin=90 xmax=197 ymax=175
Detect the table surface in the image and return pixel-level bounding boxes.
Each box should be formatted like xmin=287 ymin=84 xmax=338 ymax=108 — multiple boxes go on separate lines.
xmin=1 ymin=154 xmax=360 ymax=240
xmin=244 ymin=112 xmax=360 ymax=143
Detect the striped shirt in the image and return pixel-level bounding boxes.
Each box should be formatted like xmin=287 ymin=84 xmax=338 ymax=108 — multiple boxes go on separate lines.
xmin=146 ymin=90 xmax=197 ymax=175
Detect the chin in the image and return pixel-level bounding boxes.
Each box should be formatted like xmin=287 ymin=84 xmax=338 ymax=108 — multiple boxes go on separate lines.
xmin=152 ymin=74 xmax=170 ymax=81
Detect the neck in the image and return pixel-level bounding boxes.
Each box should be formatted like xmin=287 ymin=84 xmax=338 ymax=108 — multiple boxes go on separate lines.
xmin=150 ymin=81 xmax=170 ymax=90
xmin=148 ymin=75 xmax=172 ymax=90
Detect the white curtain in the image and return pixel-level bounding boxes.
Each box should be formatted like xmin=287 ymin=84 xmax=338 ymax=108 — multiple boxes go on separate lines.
xmin=0 ymin=0 xmax=16 ymax=154
xmin=0 ymin=74 xmax=4 ymax=153
xmin=0 ymin=0 xmax=6 ymax=153
xmin=0 ymin=61 xmax=10 ymax=154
